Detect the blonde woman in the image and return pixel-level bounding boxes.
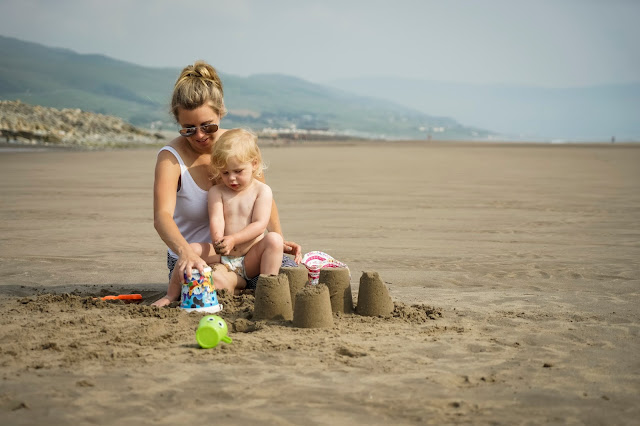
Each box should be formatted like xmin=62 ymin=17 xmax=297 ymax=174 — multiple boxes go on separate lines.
xmin=151 ymin=61 xmax=300 ymax=307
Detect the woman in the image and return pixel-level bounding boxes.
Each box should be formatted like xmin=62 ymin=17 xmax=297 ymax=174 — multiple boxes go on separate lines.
xmin=151 ymin=60 xmax=301 ymax=307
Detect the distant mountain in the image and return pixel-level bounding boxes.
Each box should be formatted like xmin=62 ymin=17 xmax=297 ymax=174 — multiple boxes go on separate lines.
xmin=0 ymin=35 xmax=490 ymax=140
xmin=329 ymin=77 xmax=640 ymax=141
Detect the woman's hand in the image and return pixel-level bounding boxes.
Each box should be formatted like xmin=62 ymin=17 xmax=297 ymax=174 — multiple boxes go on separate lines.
xmin=284 ymin=240 xmax=302 ymax=264
xmin=176 ymin=248 xmax=209 ymax=283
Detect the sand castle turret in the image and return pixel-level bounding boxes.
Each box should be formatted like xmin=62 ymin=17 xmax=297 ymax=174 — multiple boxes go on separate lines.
xmin=318 ymin=267 xmax=354 ymax=313
xmin=355 ymin=271 xmax=394 ymax=317
xmin=293 ymin=284 xmax=334 ymax=328
xmin=253 ymin=274 xmax=293 ymax=321
xmin=279 ymin=264 xmax=309 ymax=310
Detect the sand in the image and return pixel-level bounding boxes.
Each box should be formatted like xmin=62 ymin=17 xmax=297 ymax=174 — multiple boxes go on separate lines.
xmin=253 ymin=274 xmax=293 ymax=321
xmin=279 ymin=264 xmax=309 ymax=310
xmin=319 ymin=267 xmax=354 ymax=314
xmin=0 ymin=141 xmax=639 ymax=425
xmin=356 ymin=271 xmax=394 ymax=317
xmin=293 ymin=284 xmax=334 ymax=328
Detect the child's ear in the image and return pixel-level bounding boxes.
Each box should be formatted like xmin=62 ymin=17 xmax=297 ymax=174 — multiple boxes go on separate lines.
xmin=252 ymin=159 xmax=258 ymax=170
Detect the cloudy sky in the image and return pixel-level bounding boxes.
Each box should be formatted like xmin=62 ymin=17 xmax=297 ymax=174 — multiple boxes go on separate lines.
xmin=1 ymin=0 xmax=638 ymax=88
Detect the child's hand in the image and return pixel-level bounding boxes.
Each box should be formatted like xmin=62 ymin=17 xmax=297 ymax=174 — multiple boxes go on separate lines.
xmin=214 ymin=236 xmax=235 ymax=256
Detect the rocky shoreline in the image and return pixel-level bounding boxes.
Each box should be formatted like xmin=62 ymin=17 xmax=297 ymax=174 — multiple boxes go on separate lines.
xmin=0 ymin=100 xmax=165 ymax=147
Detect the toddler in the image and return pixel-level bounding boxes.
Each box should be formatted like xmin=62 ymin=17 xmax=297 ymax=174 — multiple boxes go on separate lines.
xmin=190 ymin=128 xmax=284 ymax=291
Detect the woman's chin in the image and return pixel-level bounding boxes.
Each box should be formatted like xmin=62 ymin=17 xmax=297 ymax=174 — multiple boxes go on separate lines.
xmin=190 ymin=138 xmax=212 ymax=152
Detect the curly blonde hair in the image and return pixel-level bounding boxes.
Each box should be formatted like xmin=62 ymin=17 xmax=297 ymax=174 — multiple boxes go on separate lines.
xmin=210 ymin=129 xmax=266 ymax=182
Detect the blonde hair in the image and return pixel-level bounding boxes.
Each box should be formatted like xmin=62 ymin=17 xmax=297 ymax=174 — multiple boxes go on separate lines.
xmin=210 ymin=129 xmax=265 ymax=182
xmin=171 ymin=60 xmax=227 ymax=120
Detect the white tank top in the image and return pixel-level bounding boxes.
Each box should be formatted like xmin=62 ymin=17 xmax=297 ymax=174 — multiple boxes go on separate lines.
xmin=158 ymin=146 xmax=211 ymax=258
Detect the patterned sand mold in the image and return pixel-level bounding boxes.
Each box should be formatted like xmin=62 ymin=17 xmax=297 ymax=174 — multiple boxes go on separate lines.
xmin=355 ymin=271 xmax=394 ymax=317
xmin=318 ymin=267 xmax=354 ymax=313
xmin=293 ymin=284 xmax=334 ymax=328
xmin=279 ymin=264 xmax=309 ymax=310
xmin=253 ymin=274 xmax=293 ymax=321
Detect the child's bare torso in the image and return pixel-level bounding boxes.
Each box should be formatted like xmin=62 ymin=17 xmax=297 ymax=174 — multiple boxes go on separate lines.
xmin=219 ymin=180 xmax=266 ymax=256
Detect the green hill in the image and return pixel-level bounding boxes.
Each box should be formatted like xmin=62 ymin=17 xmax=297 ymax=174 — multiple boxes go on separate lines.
xmin=0 ymin=35 xmax=489 ymax=139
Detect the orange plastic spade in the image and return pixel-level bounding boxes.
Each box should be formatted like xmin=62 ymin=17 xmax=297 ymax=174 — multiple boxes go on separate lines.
xmin=100 ymin=294 xmax=143 ymax=303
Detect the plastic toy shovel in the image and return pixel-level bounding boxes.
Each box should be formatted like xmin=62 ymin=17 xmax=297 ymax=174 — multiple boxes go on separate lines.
xmin=196 ymin=315 xmax=232 ymax=349
xmin=101 ymin=294 xmax=142 ymax=302
xmin=93 ymin=294 xmax=142 ymax=304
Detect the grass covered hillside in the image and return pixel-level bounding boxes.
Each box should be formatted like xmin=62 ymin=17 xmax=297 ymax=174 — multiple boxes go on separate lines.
xmin=0 ymin=35 xmax=177 ymax=127
xmin=0 ymin=35 xmax=491 ymax=140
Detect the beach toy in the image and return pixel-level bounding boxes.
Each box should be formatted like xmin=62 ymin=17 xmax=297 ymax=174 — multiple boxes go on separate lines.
xmin=100 ymin=294 xmax=142 ymax=302
xmin=301 ymin=251 xmax=350 ymax=285
xmin=180 ymin=267 xmax=222 ymax=313
xmin=93 ymin=294 xmax=143 ymax=304
xmin=196 ymin=315 xmax=232 ymax=349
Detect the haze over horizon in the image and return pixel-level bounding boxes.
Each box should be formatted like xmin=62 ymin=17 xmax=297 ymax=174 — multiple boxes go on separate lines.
xmin=0 ymin=0 xmax=638 ymax=89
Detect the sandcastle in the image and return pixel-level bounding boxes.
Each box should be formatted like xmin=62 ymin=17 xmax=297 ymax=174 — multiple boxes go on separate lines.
xmin=292 ymin=284 xmax=334 ymax=328
xmin=355 ymin=271 xmax=394 ymax=317
xmin=253 ymin=274 xmax=293 ymax=321
xmin=278 ymin=264 xmax=309 ymax=310
xmin=318 ymin=267 xmax=354 ymax=314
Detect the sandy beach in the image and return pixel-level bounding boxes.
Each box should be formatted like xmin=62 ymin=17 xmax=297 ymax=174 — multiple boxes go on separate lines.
xmin=0 ymin=141 xmax=638 ymax=425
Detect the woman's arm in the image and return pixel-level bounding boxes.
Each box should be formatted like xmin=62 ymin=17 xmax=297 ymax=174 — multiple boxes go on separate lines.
xmin=256 ymin=174 xmax=282 ymax=234
xmin=153 ymin=150 xmax=208 ymax=280
xmin=256 ymin=174 xmax=302 ymax=263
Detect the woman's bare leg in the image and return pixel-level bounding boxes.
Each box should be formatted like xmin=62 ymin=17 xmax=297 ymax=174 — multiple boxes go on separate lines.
xmin=151 ymin=267 xmax=183 ymax=307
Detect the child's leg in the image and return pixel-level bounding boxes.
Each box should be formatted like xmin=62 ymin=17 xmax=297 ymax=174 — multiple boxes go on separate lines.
xmin=243 ymin=233 xmax=284 ymax=279
xmin=189 ymin=242 xmax=222 ymax=264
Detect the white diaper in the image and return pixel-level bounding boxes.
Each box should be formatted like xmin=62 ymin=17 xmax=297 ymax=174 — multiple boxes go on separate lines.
xmin=220 ymin=256 xmax=248 ymax=280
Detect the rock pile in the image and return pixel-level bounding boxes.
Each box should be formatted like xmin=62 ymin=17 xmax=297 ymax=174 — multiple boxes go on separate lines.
xmin=0 ymin=100 xmax=164 ymax=146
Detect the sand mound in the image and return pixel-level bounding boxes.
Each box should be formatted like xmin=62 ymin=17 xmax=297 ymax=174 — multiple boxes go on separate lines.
xmin=318 ymin=267 xmax=354 ymax=313
xmin=278 ymin=264 xmax=309 ymax=310
xmin=355 ymin=271 xmax=394 ymax=317
xmin=253 ymin=274 xmax=293 ymax=321
xmin=293 ymin=284 xmax=334 ymax=328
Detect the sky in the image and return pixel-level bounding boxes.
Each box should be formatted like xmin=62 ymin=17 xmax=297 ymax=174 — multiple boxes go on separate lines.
xmin=0 ymin=0 xmax=639 ymax=88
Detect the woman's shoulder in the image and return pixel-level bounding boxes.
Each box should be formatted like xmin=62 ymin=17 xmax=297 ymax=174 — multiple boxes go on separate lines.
xmin=156 ymin=139 xmax=184 ymax=169
xmin=166 ymin=137 xmax=185 ymax=153
xmin=158 ymin=137 xmax=185 ymax=157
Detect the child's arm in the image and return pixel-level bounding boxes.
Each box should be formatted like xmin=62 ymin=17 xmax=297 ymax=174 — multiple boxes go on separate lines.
xmin=209 ymin=187 xmax=225 ymax=245
xmin=216 ymin=184 xmax=273 ymax=255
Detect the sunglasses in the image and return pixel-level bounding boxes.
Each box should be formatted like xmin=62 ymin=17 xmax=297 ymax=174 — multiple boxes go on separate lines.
xmin=179 ymin=123 xmax=219 ymax=137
